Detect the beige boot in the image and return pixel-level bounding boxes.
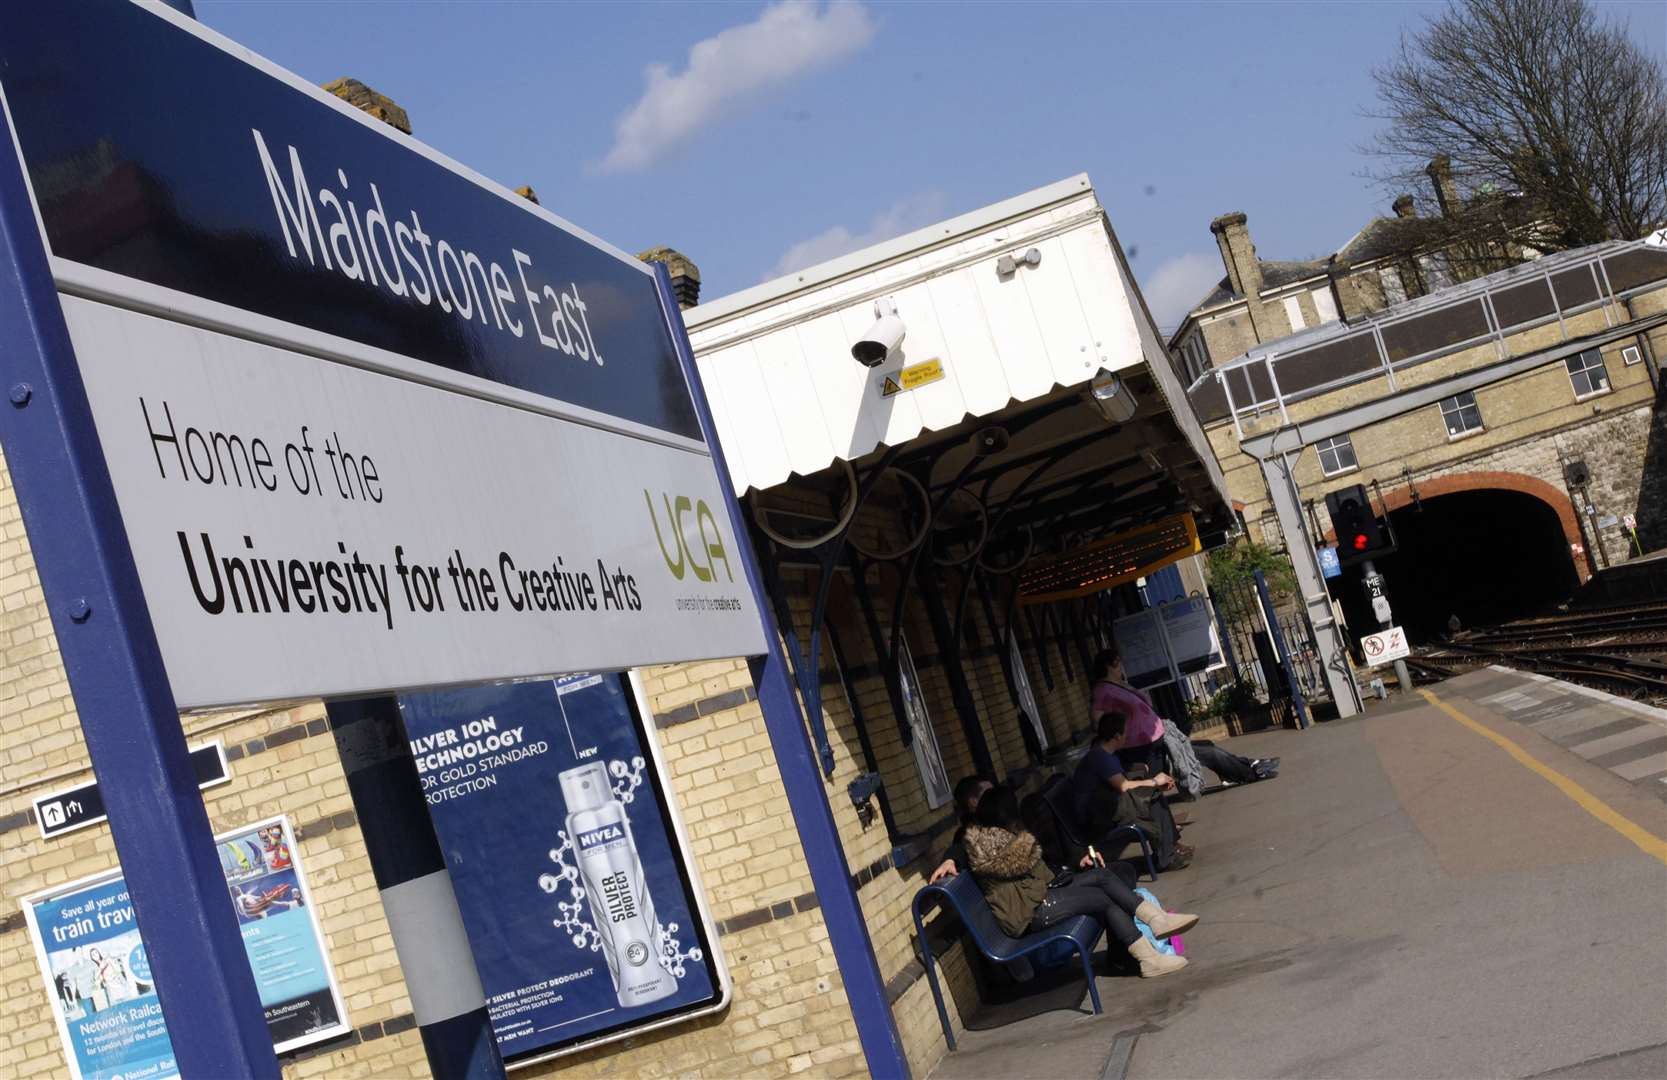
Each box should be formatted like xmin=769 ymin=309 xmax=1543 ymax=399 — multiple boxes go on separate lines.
xmin=1135 ymin=900 xmax=1199 ymax=940
xmin=1127 ymin=936 xmax=1188 ymax=978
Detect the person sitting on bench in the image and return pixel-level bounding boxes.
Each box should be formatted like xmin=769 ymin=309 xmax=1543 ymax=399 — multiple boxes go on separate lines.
xmin=1073 ymin=709 xmax=1193 ymax=871
xmin=928 ymin=774 xmax=995 ymax=883
xmin=964 ymin=787 xmax=1197 ymax=978
xmin=1089 ymin=647 xmax=1168 ymax=773
xmin=1091 ymin=648 xmax=1278 ymax=788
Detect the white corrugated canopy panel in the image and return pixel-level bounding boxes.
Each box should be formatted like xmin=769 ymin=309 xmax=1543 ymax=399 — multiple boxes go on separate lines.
xmin=685 ymin=175 xmax=1157 ymax=495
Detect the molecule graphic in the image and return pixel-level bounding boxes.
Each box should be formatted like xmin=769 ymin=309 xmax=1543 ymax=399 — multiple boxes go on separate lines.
xmin=537 ymin=758 xmax=702 ymax=978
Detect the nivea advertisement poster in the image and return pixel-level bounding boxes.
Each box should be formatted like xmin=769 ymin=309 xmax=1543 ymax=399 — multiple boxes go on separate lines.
xmin=399 ymin=674 xmax=725 ymax=1063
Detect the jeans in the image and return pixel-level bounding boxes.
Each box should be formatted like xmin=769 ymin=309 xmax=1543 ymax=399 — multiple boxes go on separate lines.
xmin=1118 ymin=739 xmax=1164 ymax=773
xmin=1081 ymin=783 xmax=1181 ymax=869
xmin=1194 ymin=741 xmax=1257 ymax=784
xmin=1026 ymin=867 xmax=1144 ymax=948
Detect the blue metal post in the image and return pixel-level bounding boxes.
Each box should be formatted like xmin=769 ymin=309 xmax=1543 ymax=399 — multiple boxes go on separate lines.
xmin=1207 ymin=585 xmax=1239 ymax=676
xmin=1253 ymin=568 xmax=1309 ymax=730
xmin=0 ymin=84 xmax=277 ymax=1077
xmin=651 ymin=265 xmax=911 ymax=1079
xmin=327 ymin=698 xmax=505 ymax=1079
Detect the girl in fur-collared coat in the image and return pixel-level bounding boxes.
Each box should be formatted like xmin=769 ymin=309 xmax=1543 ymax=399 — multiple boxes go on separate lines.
xmin=964 ymin=787 xmax=1197 ymax=978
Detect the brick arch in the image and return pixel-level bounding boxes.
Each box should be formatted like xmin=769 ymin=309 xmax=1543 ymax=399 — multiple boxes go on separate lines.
xmin=1325 ymin=470 xmax=1588 ymax=583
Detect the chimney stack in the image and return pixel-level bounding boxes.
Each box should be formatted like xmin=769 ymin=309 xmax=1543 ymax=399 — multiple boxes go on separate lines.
xmin=639 ymin=247 xmax=701 ymax=309
xmin=322 ymin=77 xmax=411 ymax=134
xmin=1210 ymin=211 xmax=1275 ymax=342
xmin=1426 ymin=155 xmax=1460 ymax=218
xmin=1392 ymin=194 xmax=1417 ymax=219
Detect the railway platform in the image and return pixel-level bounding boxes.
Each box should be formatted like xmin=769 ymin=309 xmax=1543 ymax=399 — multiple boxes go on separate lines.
xmin=932 ymin=668 xmax=1667 ymax=1079
xmin=1434 ymin=666 xmax=1667 ymax=800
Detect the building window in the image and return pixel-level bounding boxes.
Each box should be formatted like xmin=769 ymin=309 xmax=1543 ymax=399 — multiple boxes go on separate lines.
xmin=1419 ymin=252 xmax=1455 ymax=292
xmin=1622 ymin=345 xmax=1643 ymax=366
xmin=1178 ymin=333 xmax=1210 ymax=383
xmin=1565 ymin=348 xmax=1610 ymax=399
xmin=1259 ymin=511 xmax=1284 ymax=550
xmin=1008 ymin=636 xmax=1047 ymax=752
xmin=1282 ymin=294 xmax=1307 ymax=332
xmin=1316 ymin=434 xmax=1359 ymax=477
xmin=1438 ymin=391 xmax=1484 ymax=439
xmin=897 ymin=637 xmax=951 ymax=810
xmin=1379 ymin=266 xmax=1409 ymax=306
xmin=1311 ymin=285 xmax=1340 ymax=324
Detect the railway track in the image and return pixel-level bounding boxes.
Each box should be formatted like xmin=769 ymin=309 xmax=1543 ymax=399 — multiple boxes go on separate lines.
xmin=1392 ymin=598 xmax=1667 ymax=703
xmin=1455 ymin=601 xmax=1667 ymax=650
xmin=1410 ymin=642 xmax=1667 ymax=702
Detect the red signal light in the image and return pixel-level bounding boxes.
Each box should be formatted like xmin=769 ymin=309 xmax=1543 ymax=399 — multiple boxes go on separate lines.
xmin=1352 ymin=533 xmax=1369 ymax=551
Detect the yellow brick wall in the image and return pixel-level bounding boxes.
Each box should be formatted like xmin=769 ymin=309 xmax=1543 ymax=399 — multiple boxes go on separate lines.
xmin=1 ymin=413 xmax=1120 ymax=1080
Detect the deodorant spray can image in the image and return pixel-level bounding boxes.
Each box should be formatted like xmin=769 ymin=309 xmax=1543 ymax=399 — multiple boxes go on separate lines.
xmin=559 ymin=762 xmax=676 ymax=1008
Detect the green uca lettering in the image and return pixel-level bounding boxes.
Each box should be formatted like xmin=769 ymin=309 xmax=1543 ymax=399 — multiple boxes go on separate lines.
xmin=646 ymin=490 xmax=732 ymax=583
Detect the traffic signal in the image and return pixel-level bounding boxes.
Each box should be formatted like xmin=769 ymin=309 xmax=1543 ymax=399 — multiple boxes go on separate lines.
xmin=1325 ymin=484 xmax=1387 ymax=566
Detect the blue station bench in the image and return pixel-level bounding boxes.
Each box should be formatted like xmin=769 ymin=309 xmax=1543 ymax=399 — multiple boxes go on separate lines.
xmin=911 ymin=874 xmax=1103 ymax=1051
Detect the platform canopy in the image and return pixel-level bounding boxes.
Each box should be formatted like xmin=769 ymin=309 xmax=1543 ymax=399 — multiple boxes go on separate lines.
xmin=685 ymin=175 xmax=1233 ymax=558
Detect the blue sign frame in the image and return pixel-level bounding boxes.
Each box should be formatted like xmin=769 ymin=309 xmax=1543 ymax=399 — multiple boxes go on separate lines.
xmin=0 ymin=0 xmax=697 ymax=441
xmin=0 ymin=2 xmax=910 ymax=1076
xmin=0 ymin=54 xmax=278 ymax=1080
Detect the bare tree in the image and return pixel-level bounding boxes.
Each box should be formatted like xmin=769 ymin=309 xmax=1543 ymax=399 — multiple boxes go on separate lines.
xmin=1369 ymin=0 xmax=1667 ymax=252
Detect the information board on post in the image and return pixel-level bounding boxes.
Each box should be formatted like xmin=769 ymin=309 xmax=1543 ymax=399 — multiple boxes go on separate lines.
xmin=0 ymin=0 xmax=766 ymax=711
xmin=1113 ymin=597 xmax=1226 ymax=689
xmin=0 ymin=1 xmax=779 ymax=1069
xmin=397 ymin=674 xmax=726 ymax=1066
xmin=1112 ymin=607 xmax=1173 ymax=689
xmin=21 ymin=816 xmax=349 ymax=1080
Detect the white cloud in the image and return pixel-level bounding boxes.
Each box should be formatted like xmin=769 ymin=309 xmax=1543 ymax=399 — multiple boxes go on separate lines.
xmin=767 ymin=192 xmax=947 ymax=279
xmin=598 ymin=1 xmax=875 ymax=173
xmin=1141 ymin=251 xmax=1224 ymax=335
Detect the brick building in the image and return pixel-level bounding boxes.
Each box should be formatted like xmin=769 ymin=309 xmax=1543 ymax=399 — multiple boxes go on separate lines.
xmin=0 ymin=76 xmax=1230 ymax=1080
xmin=1182 ymin=235 xmax=1667 ymax=639
xmin=1170 ymin=157 xmax=1544 ymax=385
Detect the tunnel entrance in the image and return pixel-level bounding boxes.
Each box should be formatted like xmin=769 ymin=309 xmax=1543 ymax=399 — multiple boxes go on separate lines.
xmin=1333 ymin=488 xmax=1579 ymax=644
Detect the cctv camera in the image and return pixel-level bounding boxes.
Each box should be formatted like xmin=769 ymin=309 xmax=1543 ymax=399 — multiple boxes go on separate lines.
xmin=852 ymin=298 xmax=906 ymax=367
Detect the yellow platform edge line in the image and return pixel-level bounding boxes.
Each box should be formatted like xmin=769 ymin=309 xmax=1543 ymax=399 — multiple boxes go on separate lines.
xmin=1420 ymin=688 xmax=1667 ymax=867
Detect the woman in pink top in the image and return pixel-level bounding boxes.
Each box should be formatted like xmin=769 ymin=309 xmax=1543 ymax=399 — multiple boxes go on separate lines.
xmin=1089 ymin=647 xmax=1167 ymax=772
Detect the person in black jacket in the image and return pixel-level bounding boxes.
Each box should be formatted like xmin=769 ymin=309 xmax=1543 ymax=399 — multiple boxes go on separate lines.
xmin=928 ymin=775 xmax=994 ymax=883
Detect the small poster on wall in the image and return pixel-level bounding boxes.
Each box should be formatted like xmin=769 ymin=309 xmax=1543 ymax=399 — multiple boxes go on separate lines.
xmin=22 ymin=816 xmax=349 ymax=1080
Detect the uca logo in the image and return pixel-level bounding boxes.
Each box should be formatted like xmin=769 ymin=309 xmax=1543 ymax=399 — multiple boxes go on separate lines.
xmin=644 ymin=490 xmax=733 ymax=584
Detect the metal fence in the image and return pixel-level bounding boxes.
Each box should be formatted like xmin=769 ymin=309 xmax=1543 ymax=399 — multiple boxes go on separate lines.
xmin=1188 ymin=573 xmax=1323 ymax=727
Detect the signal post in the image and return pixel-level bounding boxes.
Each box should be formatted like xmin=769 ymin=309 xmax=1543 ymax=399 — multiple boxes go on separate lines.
xmin=1326 ymin=485 xmax=1412 ymax=694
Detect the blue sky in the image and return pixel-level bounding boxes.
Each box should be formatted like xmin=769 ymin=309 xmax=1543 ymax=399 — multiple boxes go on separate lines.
xmin=196 ymin=0 xmax=1666 ymax=334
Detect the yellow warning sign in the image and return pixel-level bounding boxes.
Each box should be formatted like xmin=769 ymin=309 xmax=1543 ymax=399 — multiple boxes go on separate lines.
xmin=879 ymin=357 xmax=945 ymax=398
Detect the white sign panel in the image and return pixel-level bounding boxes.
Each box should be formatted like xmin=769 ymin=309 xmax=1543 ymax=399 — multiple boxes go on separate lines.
xmin=1160 ymin=597 xmax=1224 ymax=675
xmin=1361 ymin=626 xmax=1410 ymax=666
xmin=1112 ymin=607 xmax=1172 ymax=689
xmin=1115 ymin=597 xmax=1225 ymax=689
xmin=65 ymin=297 xmax=766 ymax=709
